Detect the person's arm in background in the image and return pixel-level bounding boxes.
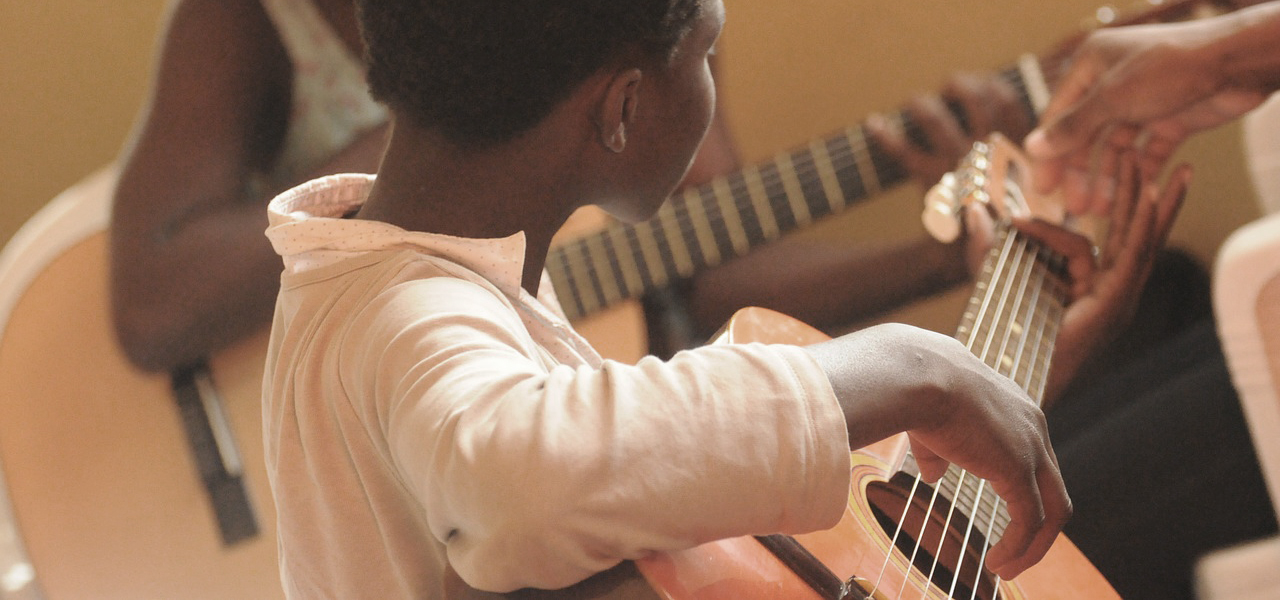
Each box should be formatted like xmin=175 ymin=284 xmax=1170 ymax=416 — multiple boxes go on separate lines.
xmin=110 ymin=0 xmax=388 ymax=373
xmin=680 ymin=71 xmax=1033 ymax=339
xmin=1026 ymin=0 xmax=1280 ymax=213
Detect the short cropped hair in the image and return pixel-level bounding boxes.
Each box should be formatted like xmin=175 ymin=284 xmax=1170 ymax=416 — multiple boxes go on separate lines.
xmin=356 ymin=0 xmax=703 ymax=148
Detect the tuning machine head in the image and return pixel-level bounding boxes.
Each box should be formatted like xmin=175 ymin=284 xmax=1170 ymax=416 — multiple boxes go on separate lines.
xmin=923 ymin=173 xmax=963 ymax=243
xmin=922 ymin=140 xmax=993 ymax=243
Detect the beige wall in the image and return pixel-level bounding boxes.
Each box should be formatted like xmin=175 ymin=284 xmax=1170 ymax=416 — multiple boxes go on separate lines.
xmin=1 ymin=1 xmax=170 ymax=243
xmin=1 ymin=0 xmax=1263 ymax=329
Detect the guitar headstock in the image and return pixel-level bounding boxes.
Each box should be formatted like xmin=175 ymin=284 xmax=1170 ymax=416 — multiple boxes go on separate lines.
xmin=923 ymin=133 xmax=1101 ymax=246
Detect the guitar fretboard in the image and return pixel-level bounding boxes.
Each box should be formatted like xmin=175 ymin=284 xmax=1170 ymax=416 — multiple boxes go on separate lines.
xmin=904 ymin=222 xmax=1069 ymax=545
xmin=547 ymin=60 xmax=1044 ymax=321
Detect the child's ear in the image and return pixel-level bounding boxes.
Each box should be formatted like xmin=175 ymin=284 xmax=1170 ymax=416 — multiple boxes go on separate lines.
xmin=596 ymin=68 xmax=642 ymax=153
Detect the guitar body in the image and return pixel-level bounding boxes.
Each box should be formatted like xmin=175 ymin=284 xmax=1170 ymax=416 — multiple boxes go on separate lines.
xmin=628 ymin=307 xmax=1118 ymax=600
xmin=0 ymin=167 xmax=283 ymax=599
xmin=451 ymin=307 xmax=1118 ymax=599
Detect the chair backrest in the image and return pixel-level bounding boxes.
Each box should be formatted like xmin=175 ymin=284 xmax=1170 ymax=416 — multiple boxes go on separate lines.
xmin=1213 ymin=212 xmax=1280 ymax=522
xmin=0 ymin=166 xmax=282 ymax=599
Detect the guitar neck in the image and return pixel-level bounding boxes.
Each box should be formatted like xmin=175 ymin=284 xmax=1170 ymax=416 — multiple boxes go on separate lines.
xmin=908 ymin=222 xmax=1070 ymax=544
xmin=958 ymin=223 xmax=1069 ymax=406
xmin=549 ymin=58 xmax=1045 ymax=321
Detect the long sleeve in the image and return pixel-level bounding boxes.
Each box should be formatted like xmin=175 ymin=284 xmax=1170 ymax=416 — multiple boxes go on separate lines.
xmin=347 ymin=275 xmax=851 ymax=593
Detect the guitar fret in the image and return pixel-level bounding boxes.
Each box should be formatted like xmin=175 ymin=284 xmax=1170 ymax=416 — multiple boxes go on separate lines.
xmin=546 ymin=249 xmax=586 ymax=319
xmin=725 ymin=174 xmax=768 ymax=251
xmin=849 ymin=127 xmax=883 ymax=198
xmin=656 ymin=204 xmax=695 ymax=277
xmin=774 ymin=151 xmax=813 ymax=226
xmin=631 ymin=220 xmax=670 ymax=287
xmin=607 ymin=226 xmax=645 ymax=300
xmin=712 ymin=177 xmax=751 ymax=256
xmin=791 ymin=152 xmax=832 ymax=221
xmin=809 ymin=138 xmax=847 ymax=213
xmin=743 ymin=166 xmax=781 ymax=242
xmin=679 ymin=187 xmax=722 ymax=268
xmin=981 ymin=241 xmax=1029 ymax=370
xmin=564 ymin=241 xmax=601 ymax=316
xmin=585 ymin=233 xmax=624 ymax=306
xmin=1008 ymin=262 xmax=1045 ymax=387
xmin=825 ymin=131 xmax=864 ymax=201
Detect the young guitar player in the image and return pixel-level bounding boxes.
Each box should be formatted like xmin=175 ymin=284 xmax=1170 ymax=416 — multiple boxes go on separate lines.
xmin=259 ymin=0 xmax=1187 ymax=595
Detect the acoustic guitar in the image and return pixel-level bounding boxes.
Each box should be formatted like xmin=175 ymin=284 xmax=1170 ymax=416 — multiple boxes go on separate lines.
xmin=0 ymin=1 xmax=1223 ymax=597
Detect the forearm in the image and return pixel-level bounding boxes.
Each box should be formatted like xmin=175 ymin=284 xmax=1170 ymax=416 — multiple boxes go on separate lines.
xmin=1213 ymin=1 xmax=1280 ymax=94
xmin=110 ymin=200 xmax=282 ymax=372
xmin=687 ymin=233 xmax=969 ymax=336
xmin=111 ymin=125 xmax=390 ymax=373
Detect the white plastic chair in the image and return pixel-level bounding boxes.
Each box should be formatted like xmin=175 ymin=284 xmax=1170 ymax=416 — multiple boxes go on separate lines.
xmin=1197 ymin=98 xmax=1280 ymax=600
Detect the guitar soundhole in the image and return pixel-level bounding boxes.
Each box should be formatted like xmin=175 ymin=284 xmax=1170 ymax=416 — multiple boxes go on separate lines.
xmin=866 ymin=476 xmax=1000 ymax=600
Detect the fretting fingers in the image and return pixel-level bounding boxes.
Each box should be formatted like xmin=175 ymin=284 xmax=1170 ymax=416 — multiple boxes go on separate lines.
xmin=1097 ymin=150 xmax=1139 ymax=270
xmin=1150 ymin=163 xmax=1192 ymax=247
xmin=1112 ymin=162 xmax=1191 ymax=281
xmin=1010 ymin=217 xmax=1097 ymax=299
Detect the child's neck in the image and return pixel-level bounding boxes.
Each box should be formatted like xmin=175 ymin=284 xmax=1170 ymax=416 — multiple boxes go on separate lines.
xmin=358 ymin=120 xmax=590 ymax=296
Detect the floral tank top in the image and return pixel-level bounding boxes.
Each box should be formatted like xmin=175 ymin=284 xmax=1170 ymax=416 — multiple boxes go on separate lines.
xmin=258 ymin=0 xmax=388 ymax=189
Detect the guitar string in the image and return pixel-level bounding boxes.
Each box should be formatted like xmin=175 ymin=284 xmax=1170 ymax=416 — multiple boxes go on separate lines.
xmin=925 ymin=469 xmax=976 ymax=600
xmin=964 ymin=232 xmax=1026 ymax=600
xmin=959 ymin=231 xmax=1037 ymax=600
xmin=893 ymin=470 xmax=950 ymax=598
xmin=982 ymin=247 xmax=1056 ymax=600
xmin=868 ymin=224 xmax=1004 ymax=599
xmin=859 ymin=12 xmax=1190 ymax=593
xmin=867 ymin=475 xmax=926 ymax=597
xmin=991 ymin=247 xmax=1069 ymax=600
xmin=968 ymin=240 xmax=1067 ymax=600
xmin=920 ymin=228 xmax=1066 ymax=600
xmin=977 ymin=236 xmax=1049 ymax=600
xmin=553 ymin=49 xmax=1055 ymax=596
xmin=547 ymin=66 xmax=1037 ymax=316
xmin=934 ymin=235 xmax=1037 ymax=600
xmin=921 ymin=237 xmax=1018 ymax=598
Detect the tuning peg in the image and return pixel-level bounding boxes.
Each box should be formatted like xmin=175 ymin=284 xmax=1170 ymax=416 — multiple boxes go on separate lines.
xmin=923 ymin=172 xmax=963 ymax=243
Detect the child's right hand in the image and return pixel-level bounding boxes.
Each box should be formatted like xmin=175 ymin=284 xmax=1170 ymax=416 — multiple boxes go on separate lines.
xmin=804 ymin=323 xmax=1070 ymax=581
